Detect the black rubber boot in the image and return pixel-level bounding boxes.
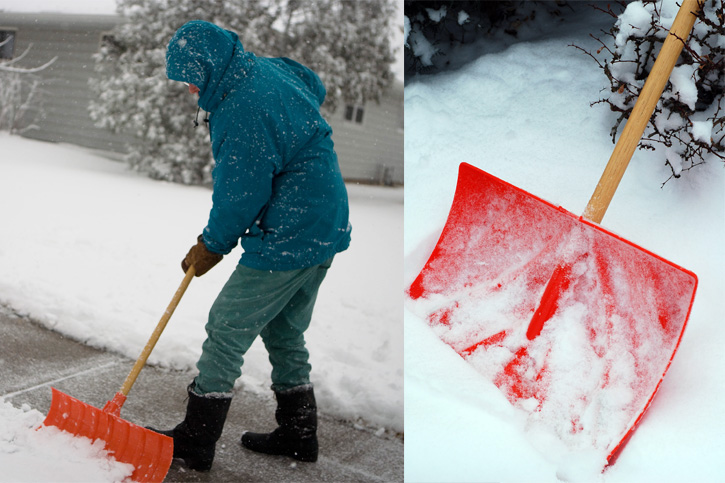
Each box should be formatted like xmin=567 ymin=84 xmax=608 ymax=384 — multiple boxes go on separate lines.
xmin=149 ymin=382 xmax=232 ymax=471
xmin=241 ymin=384 xmax=318 ymax=462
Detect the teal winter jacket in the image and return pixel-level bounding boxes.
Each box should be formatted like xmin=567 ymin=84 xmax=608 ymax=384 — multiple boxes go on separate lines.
xmin=166 ymin=20 xmax=351 ymax=271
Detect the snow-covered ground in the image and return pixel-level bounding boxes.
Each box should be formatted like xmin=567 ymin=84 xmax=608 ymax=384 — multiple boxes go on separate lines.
xmin=0 ymin=133 xmax=402 ymax=481
xmin=405 ymin=5 xmax=724 ymax=483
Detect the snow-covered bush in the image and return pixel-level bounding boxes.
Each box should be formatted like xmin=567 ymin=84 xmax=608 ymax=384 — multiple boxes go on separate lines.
xmin=404 ymin=1 xmax=571 ymax=76
xmin=0 ymin=40 xmax=56 ymax=134
xmin=587 ymin=0 xmax=724 ymax=182
xmin=90 ymin=0 xmax=396 ymax=185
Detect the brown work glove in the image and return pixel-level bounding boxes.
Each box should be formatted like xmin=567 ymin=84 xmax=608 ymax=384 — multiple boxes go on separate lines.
xmin=182 ymin=235 xmax=223 ymax=276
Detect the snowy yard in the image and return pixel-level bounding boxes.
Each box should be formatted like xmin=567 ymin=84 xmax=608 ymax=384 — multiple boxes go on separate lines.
xmin=0 ymin=133 xmax=402 ymax=480
xmin=405 ymin=4 xmax=724 ymax=483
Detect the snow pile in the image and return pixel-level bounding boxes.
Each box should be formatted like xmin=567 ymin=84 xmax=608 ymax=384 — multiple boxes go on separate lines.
xmin=0 ymin=398 xmax=133 ymax=482
xmin=667 ymin=63 xmax=699 ymax=110
xmin=405 ymin=24 xmax=437 ymax=66
xmin=0 ymin=133 xmax=402 ymax=433
xmin=425 ymin=7 xmax=446 ymax=24
xmin=613 ymin=2 xmax=659 ymax=47
xmin=691 ymin=120 xmax=713 ymax=144
xmin=405 ymin=6 xmax=724 ymax=482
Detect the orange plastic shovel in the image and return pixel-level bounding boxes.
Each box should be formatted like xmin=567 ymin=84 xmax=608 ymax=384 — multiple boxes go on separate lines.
xmin=43 ymin=266 xmax=196 ymax=482
xmin=408 ymin=0 xmax=700 ymax=467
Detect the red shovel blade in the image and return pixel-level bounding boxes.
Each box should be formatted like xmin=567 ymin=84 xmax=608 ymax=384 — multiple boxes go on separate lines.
xmin=408 ymin=162 xmax=697 ymax=466
xmin=43 ymin=388 xmax=173 ymax=482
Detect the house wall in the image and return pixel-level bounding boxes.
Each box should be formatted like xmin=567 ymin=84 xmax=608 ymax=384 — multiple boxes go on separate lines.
xmin=325 ymin=82 xmax=404 ymax=185
xmin=2 ymin=12 xmax=403 ymax=185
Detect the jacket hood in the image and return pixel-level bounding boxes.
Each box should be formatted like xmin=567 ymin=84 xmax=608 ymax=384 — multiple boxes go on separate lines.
xmin=166 ymin=20 xmax=253 ymax=112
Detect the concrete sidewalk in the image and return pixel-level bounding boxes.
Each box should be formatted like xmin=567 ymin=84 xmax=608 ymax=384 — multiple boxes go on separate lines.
xmin=0 ymin=306 xmax=403 ymax=482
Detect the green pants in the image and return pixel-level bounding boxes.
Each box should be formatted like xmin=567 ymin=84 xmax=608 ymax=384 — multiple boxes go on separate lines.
xmin=194 ymin=258 xmax=332 ymax=395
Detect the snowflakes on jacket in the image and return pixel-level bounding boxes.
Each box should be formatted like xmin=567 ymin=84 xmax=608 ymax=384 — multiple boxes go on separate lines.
xmin=166 ymin=20 xmax=351 ymax=271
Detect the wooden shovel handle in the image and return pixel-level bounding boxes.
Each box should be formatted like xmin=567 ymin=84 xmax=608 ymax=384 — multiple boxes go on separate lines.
xmin=119 ymin=265 xmax=196 ymax=397
xmin=583 ymin=0 xmax=701 ymax=224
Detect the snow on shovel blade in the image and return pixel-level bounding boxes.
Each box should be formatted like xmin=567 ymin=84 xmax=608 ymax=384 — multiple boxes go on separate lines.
xmin=408 ymin=162 xmax=697 ymax=465
xmin=43 ymin=388 xmax=173 ymax=482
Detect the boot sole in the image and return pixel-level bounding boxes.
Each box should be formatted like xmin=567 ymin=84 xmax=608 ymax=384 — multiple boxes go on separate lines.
xmin=241 ymin=434 xmax=318 ymax=462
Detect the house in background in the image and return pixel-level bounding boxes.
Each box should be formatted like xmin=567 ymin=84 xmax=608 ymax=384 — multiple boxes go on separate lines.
xmin=0 ymin=10 xmax=403 ymax=185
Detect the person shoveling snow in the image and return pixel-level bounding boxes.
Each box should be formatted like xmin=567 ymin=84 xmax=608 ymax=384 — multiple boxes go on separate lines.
xmin=149 ymin=20 xmax=352 ymax=471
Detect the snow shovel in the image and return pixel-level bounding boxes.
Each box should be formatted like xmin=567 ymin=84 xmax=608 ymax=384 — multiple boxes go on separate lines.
xmin=408 ymin=0 xmax=700 ymax=468
xmin=42 ymin=266 xmax=196 ymax=482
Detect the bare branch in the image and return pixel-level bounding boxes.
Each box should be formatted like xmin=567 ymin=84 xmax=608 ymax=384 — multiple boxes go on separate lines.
xmin=0 ymin=56 xmax=57 ymax=73
xmin=568 ymin=42 xmax=604 ymax=69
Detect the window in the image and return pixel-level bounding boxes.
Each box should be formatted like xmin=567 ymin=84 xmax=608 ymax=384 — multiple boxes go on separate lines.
xmin=344 ymin=104 xmax=365 ymax=125
xmin=0 ymin=30 xmax=16 ymax=60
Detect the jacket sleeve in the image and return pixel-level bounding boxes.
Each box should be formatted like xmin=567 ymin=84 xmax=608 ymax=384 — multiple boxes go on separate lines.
xmin=202 ymin=124 xmax=278 ymax=255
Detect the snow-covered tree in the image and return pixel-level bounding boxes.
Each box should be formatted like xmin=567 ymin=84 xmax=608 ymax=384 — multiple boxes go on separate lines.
xmin=284 ymin=0 xmax=397 ymax=111
xmin=90 ymin=0 xmax=396 ymax=185
xmin=588 ymin=0 xmax=724 ymax=183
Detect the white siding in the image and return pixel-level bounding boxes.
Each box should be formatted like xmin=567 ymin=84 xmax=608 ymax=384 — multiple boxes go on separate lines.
xmin=2 ymin=12 xmax=133 ymax=153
